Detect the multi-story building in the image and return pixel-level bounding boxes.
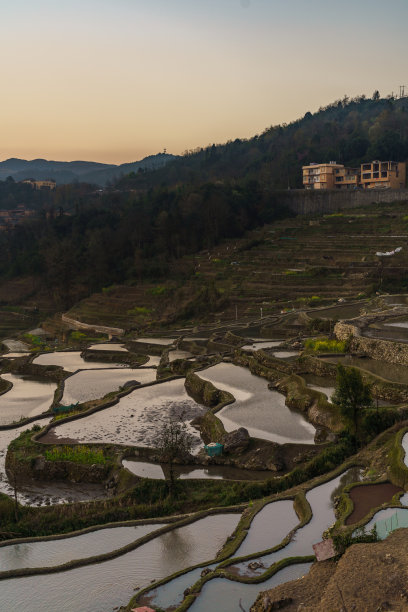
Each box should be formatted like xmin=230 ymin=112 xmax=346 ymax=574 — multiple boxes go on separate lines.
xmin=334 ymin=166 xmax=360 ymax=190
xmin=360 ymin=161 xmax=406 ymax=189
xmin=303 ymin=160 xmax=406 ymax=190
xmin=302 ymin=162 xmax=344 ymax=189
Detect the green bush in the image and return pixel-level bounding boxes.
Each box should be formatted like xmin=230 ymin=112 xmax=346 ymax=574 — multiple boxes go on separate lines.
xmin=150 ymin=285 xmax=167 ymax=296
xmin=44 ymin=446 xmax=108 ymax=465
xmin=127 ymin=306 xmax=152 ymax=316
xmin=304 ymin=337 xmax=347 ymax=353
xmin=70 ymin=331 xmax=87 ymax=341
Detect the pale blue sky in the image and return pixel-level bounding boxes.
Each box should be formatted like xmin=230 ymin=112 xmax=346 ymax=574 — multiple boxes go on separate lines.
xmin=1 ymin=0 xmax=408 ymax=162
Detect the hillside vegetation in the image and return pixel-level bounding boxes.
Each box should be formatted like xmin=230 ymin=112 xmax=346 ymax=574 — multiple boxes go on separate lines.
xmin=1 ymin=95 xmax=408 ymax=319
xmin=118 ymin=93 xmax=408 ymax=190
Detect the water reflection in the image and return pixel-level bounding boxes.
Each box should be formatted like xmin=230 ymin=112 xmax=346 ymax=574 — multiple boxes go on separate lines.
xmin=231 ymin=469 xmax=361 ymax=577
xmin=0 ymin=524 xmax=164 ymax=571
xmin=0 ymin=514 xmax=240 ymax=612
xmin=61 ymin=368 xmax=156 ymax=405
xmin=33 ymin=351 xmax=127 ymax=371
xmin=189 ymin=562 xmax=312 ymax=612
xmin=123 ymin=459 xmax=275 ymax=481
xmin=199 ymin=363 xmax=316 ymax=445
xmin=44 ymin=379 xmax=206 ymax=451
xmin=0 ymin=373 xmax=56 ymax=425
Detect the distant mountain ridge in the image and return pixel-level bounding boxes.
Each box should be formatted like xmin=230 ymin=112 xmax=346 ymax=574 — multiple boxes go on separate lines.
xmin=0 ymin=153 xmax=177 ymax=186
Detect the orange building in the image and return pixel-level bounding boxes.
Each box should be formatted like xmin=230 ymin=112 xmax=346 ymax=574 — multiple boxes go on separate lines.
xmin=302 ymin=162 xmax=344 ymax=189
xmin=360 ymin=161 xmax=406 ymax=189
xmin=303 ymin=160 xmax=406 ymax=190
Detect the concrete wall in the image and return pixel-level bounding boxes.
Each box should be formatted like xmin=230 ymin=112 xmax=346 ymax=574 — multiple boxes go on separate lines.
xmin=277 ymin=188 xmax=408 ymax=216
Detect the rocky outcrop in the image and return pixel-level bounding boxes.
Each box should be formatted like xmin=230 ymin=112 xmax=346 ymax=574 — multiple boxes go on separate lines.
xmin=223 ymin=428 xmax=250 ymax=454
xmin=81 ymin=348 xmax=147 ymax=366
xmin=185 ymin=371 xmax=225 ymax=407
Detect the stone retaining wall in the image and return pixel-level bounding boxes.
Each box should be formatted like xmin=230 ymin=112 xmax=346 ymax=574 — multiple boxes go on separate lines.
xmin=334 ymin=321 xmax=408 ymax=366
xmin=277 ymin=188 xmax=408 ymax=216
xmin=61 ymin=314 xmax=124 ymax=338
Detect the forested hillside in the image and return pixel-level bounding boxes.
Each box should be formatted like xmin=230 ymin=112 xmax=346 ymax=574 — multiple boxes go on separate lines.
xmin=118 ymin=94 xmax=408 ymax=191
xmin=1 ymin=94 xmax=408 ymax=311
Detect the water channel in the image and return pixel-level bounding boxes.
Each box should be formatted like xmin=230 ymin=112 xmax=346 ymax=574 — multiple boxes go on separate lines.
xmin=0 ymin=514 xmax=240 ymax=612
xmin=199 ymin=363 xmax=316 ymax=445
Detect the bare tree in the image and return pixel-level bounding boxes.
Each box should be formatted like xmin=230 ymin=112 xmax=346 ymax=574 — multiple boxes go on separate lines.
xmin=156 ymin=411 xmax=194 ymax=497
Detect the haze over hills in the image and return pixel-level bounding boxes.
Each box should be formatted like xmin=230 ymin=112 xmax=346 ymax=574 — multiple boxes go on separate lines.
xmin=0 ymin=152 xmax=177 ymax=186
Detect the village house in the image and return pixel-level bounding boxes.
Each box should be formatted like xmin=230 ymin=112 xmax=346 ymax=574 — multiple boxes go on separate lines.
xmin=302 ymin=160 xmax=406 ymax=190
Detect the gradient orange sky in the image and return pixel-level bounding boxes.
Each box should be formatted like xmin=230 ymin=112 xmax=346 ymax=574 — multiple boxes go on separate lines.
xmin=2 ymin=0 xmax=408 ymax=164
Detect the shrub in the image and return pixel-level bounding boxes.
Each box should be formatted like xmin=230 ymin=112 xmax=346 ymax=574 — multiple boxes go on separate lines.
xmin=150 ymin=285 xmax=167 ymax=296
xmin=44 ymin=446 xmax=108 ymax=465
xmin=70 ymin=331 xmax=87 ymax=341
xmin=127 ymin=306 xmax=152 ymax=316
xmin=304 ymin=337 xmax=347 ymax=353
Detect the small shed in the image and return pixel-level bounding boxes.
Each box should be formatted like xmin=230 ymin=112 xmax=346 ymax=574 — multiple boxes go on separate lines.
xmin=204 ymin=442 xmax=223 ymax=457
xmin=131 ymin=607 xmax=156 ymax=612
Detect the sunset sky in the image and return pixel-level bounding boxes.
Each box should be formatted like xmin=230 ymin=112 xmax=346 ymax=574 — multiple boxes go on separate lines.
xmin=2 ymin=0 xmax=408 ymax=164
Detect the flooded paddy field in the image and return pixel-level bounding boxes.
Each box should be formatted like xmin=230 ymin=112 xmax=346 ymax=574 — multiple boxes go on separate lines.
xmin=230 ymin=468 xmax=361 ymax=578
xmin=320 ymin=355 xmax=408 ymax=385
xmin=0 ymin=524 xmax=164 ymax=572
xmin=122 ymin=459 xmax=275 ymax=481
xmin=402 ymin=433 xmax=408 ymax=467
xmin=360 ymin=507 xmax=408 ymax=539
xmin=189 ymin=562 xmax=312 ymax=612
xmin=135 ymin=337 xmax=175 ymax=345
xmin=168 ymin=349 xmax=193 ymax=361
xmin=0 ymin=373 xmax=56 ymax=425
xmin=140 ymin=563 xmax=217 ymax=611
xmin=303 ymin=374 xmax=335 ymax=402
xmin=33 ymin=351 xmax=127 ymax=372
xmin=234 ymin=499 xmax=299 ymax=558
xmin=272 ymin=350 xmax=299 ymax=359
xmin=0 ymin=514 xmax=240 ymax=612
xmin=199 ymin=363 xmax=316 ymax=445
xmin=345 ymin=483 xmax=403 ymax=525
xmin=362 ymin=319 xmax=408 ymax=344
xmin=308 ymin=302 xmax=366 ymax=321
xmin=241 ymin=341 xmax=281 ymax=351
xmin=87 ymin=343 xmax=128 ymax=351
xmin=0 ymin=416 xmax=108 ymax=506
xmin=2 ymin=339 xmax=30 ymax=352
xmin=61 ymin=367 xmax=157 ymax=405
xmin=41 ymin=378 xmax=207 ymax=451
